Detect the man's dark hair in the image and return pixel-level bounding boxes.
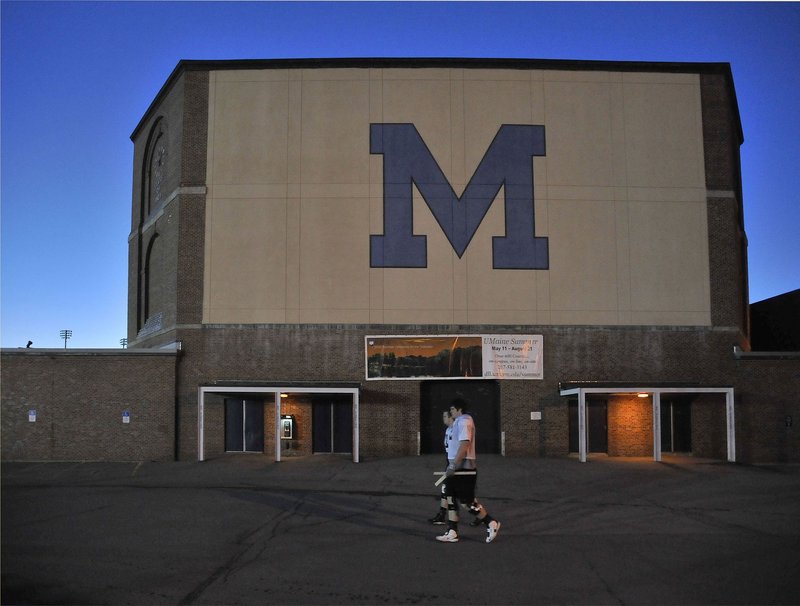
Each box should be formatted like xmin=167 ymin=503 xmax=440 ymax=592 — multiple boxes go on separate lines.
xmin=450 ymin=398 xmax=467 ymax=411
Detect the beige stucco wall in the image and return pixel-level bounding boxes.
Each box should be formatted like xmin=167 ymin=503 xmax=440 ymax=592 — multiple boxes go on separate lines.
xmin=203 ymin=67 xmax=710 ymax=326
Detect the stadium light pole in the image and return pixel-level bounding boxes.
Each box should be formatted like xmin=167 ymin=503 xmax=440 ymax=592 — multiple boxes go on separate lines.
xmin=59 ymin=329 xmax=72 ymax=349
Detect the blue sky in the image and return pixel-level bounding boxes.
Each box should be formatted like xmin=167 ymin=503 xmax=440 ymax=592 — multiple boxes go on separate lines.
xmin=2 ymin=1 xmax=799 ymax=349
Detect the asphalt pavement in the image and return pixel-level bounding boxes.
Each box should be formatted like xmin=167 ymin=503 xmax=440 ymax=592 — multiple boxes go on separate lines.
xmin=2 ymin=454 xmax=800 ymax=605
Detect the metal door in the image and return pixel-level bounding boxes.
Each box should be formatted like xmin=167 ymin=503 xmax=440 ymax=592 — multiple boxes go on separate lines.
xmin=225 ymin=398 xmax=264 ymax=453
xmin=312 ymin=397 xmax=353 ymax=454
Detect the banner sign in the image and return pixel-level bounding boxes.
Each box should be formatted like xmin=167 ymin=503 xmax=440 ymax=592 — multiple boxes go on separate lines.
xmin=365 ymin=335 xmax=543 ymax=380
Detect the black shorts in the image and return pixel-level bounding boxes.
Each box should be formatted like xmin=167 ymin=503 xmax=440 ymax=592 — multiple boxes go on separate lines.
xmin=444 ymin=470 xmax=478 ymax=503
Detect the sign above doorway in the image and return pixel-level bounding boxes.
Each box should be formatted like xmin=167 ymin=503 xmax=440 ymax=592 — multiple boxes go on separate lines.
xmin=365 ymin=335 xmax=543 ymax=380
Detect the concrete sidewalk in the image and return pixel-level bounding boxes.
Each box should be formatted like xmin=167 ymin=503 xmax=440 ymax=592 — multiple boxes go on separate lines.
xmin=3 ymin=455 xmax=800 ymax=605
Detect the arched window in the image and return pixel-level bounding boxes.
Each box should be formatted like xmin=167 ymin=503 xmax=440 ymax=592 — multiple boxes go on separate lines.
xmin=142 ymin=118 xmax=168 ymax=220
xmin=143 ymin=232 xmax=160 ymax=322
xmin=137 ymin=232 xmax=165 ymax=337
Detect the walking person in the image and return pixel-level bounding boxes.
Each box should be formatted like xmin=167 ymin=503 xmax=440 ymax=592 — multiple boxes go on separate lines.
xmin=429 ymin=410 xmax=455 ymax=525
xmin=436 ymin=399 xmax=501 ymax=543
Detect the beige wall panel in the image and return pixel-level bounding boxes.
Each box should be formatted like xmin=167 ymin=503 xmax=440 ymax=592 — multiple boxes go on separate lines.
xmin=287 ymin=79 xmax=303 ymax=183
xmin=215 ymin=69 xmax=289 ymax=83
xmin=300 ymin=184 xmax=370 ymax=199
xmin=628 ymin=200 xmax=710 ymax=313
xmin=463 ymin=69 xmax=531 ymax=82
xmin=285 ymin=196 xmax=301 ymax=315
xmin=544 ymin=81 xmax=615 ymax=187
xmin=623 ymin=80 xmax=704 ymax=188
xmin=298 ymin=197 xmax=370 ymax=312
xmin=609 ymin=82 xmax=628 ymax=185
xmin=298 ymin=308 xmax=370 ymax=324
xmin=205 ymin=198 xmax=287 ymax=317
xmin=547 ymin=197 xmax=620 ymax=312
xmin=549 ymin=310 xmax=622 ymax=325
xmin=622 ymin=72 xmax=698 ymax=85
xmin=204 ymin=67 xmax=713 ymax=328
xmin=382 ymin=308 xmax=458 ymax=324
xmin=207 ymin=308 xmax=287 ymax=324
xmin=546 ymin=70 xmax=616 ymax=83
xmin=627 ymin=186 xmax=707 ymax=202
xmin=628 ymin=310 xmax=711 ymax=325
xmin=469 ymin=309 xmax=546 ymax=325
xmin=301 ymin=79 xmax=370 ymax=184
xmin=463 ymin=79 xmax=534 ymax=171
xmin=301 ymin=68 xmax=370 ymax=81
xmin=382 ymin=68 xmax=452 ymax=81
xmin=211 ymin=80 xmax=289 ymax=185
xmin=212 ymin=184 xmax=288 ymax=199
xmin=614 ymin=198 xmax=632 ymax=313
xmin=547 ymin=185 xmax=618 ymax=201
xmin=448 ymin=78 xmax=467 ymax=188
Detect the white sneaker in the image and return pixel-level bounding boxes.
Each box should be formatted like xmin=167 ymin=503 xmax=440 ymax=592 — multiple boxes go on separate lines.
xmin=485 ymin=520 xmax=501 ymax=543
xmin=436 ymin=529 xmax=459 ymax=543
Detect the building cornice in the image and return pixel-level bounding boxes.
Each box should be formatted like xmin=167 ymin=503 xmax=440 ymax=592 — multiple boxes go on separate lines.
xmin=131 ymin=57 xmax=742 ymax=142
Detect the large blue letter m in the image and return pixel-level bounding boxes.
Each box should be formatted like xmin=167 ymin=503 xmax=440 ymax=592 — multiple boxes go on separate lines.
xmin=370 ymin=124 xmax=548 ymax=269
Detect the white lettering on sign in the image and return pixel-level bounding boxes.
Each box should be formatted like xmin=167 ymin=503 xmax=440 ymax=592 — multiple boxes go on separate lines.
xmin=482 ymin=335 xmax=543 ymax=380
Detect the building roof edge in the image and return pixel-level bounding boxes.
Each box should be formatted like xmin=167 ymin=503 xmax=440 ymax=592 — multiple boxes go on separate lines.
xmin=131 ymin=57 xmax=740 ymax=141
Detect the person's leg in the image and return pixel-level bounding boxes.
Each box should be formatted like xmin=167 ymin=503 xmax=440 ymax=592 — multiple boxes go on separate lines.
xmin=462 ymin=473 xmax=501 ymax=543
xmin=468 ymin=498 xmax=483 ymax=526
xmin=435 ymin=481 xmax=460 ymax=542
xmin=429 ymin=484 xmax=447 ymax=524
xmin=471 ymin=501 xmax=501 ymax=543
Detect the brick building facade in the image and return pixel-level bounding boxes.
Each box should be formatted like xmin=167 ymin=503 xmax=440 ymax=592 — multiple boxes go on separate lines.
xmin=1 ymin=349 xmax=176 ymax=461
xmin=2 ymin=58 xmax=798 ymax=463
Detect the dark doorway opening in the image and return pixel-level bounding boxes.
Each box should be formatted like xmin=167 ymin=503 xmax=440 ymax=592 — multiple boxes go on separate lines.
xmin=661 ymin=397 xmax=692 ymax=453
xmin=420 ymin=380 xmax=500 ymax=454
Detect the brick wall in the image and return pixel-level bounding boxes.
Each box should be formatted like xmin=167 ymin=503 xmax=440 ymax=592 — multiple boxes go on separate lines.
xmin=701 ymin=72 xmax=749 ymax=336
xmin=734 ymin=357 xmax=800 ymax=463
xmin=692 ymin=394 xmax=728 ymax=459
xmin=278 ymin=397 xmax=313 ymax=457
xmin=128 ymin=69 xmax=209 ymax=346
xmin=1 ymin=349 xmax=177 ymax=461
xmin=129 ymin=74 xmax=187 ymax=341
xmin=608 ymin=396 xmax=653 ymax=457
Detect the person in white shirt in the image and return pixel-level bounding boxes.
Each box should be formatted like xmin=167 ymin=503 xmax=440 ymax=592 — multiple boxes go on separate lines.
xmin=436 ymin=399 xmax=501 ymax=543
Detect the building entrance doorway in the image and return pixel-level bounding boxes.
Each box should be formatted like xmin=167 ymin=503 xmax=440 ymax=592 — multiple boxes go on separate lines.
xmin=569 ymin=399 xmax=608 ymax=453
xmin=419 ymin=380 xmax=500 ymax=454
xmin=312 ymin=395 xmax=353 ymax=454
xmin=224 ymin=398 xmax=264 ymax=452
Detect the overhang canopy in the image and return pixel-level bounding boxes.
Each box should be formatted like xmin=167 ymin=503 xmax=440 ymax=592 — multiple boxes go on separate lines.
xmin=197 ymin=384 xmax=361 ymax=463
xmin=559 ymin=383 xmax=735 ymax=463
